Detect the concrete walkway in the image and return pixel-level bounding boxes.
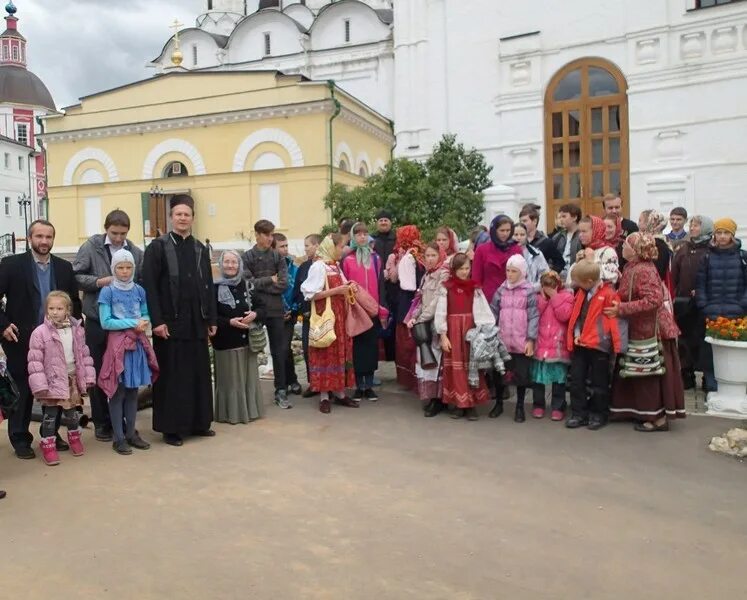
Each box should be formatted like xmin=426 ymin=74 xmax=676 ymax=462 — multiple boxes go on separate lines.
xmin=1 ymin=374 xmax=745 ymax=599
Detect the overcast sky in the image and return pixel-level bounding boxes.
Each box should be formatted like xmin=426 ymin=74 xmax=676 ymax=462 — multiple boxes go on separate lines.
xmin=21 ymin=0 xmax=204 ymax=109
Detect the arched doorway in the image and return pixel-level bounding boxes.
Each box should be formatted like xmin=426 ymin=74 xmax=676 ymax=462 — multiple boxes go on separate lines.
xmin=544 ymin=58 xmax=629 ymax=226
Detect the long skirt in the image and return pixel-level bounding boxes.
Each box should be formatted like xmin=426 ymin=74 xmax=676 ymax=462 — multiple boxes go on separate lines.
xmin=353 ymin=322 xmax=379 ymax=376
xmin=395 ymin=323 xmax=417 ymax=391
xmin=309 ymin=295 xmax=354 ymax=393
xmin=610 ymin=339 xmax=686 ymax=423
xmin=214 ymin=347 xmax=264 ymax=424
xmin=152 ymin=337 xmax=213 ymax=435
xmin=416 ymin=338 xmax=442 ymax=401
xmin=442 ymin=314 xmax=490 ymax=409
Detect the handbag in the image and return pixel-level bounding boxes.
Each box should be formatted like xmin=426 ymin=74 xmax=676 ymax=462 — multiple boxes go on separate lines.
xmin=412 ymin=321 xmax=438 ymax=369
xmin=618 ymin=270 xmax=666 ymax=378
xmin=354 ymin=286 xmax=380 ymax=318
xmin=345 ymin=287 xmax=374 ymax=337
xmin=309 ymin=272 xmax=337 ymax=349
xmin=0 ymin=368 xmax=19 ymax=418
xmin=248 ymin=324 xmax=267 ymax=354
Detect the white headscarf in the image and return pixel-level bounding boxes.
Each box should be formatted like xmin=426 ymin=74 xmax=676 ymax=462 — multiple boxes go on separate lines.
xmin=110 ymin=249 xmax=135 ymax=291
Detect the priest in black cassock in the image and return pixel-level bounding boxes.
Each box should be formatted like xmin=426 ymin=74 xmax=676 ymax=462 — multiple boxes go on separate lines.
xmin=142 ymin=195 xmax=217 ymax=446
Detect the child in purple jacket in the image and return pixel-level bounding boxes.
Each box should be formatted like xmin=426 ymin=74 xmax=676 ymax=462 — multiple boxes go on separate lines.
xmin=489 ymin=254 xmax=539 ymax=423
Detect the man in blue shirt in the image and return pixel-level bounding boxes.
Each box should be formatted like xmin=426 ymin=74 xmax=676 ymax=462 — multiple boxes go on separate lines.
xmin=273 ymin=233 xmax=301 ymax=397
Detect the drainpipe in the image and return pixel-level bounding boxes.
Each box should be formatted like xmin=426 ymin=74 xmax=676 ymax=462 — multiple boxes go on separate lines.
xmin=388 ymin=118 xmax=396 ymax=161
xmin=327 ymin=80 xmax=341 ymax=197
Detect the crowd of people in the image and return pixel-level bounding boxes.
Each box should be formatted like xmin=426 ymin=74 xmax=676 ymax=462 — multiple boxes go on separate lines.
xmin=0 ymin=192 xmax=745 ymax=500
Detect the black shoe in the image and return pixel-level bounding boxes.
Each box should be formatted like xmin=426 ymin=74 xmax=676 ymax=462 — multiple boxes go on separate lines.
xmin=163 ymin=434 xmax=183 ymax=447
xmin=424 ymin=399 xmax=445 ymax=418
xmin=288 ymin=382 xmax=303 ymax=396
xmin=682 ymin=371 xmax=696 ymax=390
xmin=488 ymin=401 xmax=504 ymax=419
xmin=587 ymin=416 xmax=608 ymax=431
xmin=55 ymin=434 xmax=70 ymax=452
xmin=193 ymin=429 xmax=216 ymax=437
xmin=333 ymin=396 xmax=360 ymax=408
xmin=364 ymin=388 xmax=379 ymax=402
xmin=0 ymin=490 xmax=6 ymax=499
xmin=465 ymin=407 xmax=479 ymax=421
xmin=565 ymin=416 xmax=589 ymax=429
xmin=274 ymin=389 xmax=292 ymax=409
xmin=14 ymin=446 xmax=35 ymax=460
xmin=514 ymin=405 xmax=526 ymax=423
xmin=451 ymin=409 xmax=465 ymax=420
xmin=94 ymin=426 xmax=113 ymax=442
xmin=302 ymin=387 xmax=320 ymax=398
xmin=127 ymin=433 xmax=151 ymax=450
xmin=113 ymin=440 xmax=132 ymax=455
xmin=353 ymin=389 xmax=364 ymax=400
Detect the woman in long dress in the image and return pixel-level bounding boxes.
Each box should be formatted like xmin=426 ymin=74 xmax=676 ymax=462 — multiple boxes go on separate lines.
xmin=606 ymin=233 xmax=686 ymax=430
xmin=212 ymin=250 xmax=266 ymax=424
xmin=302 ymin=234 xmax=357 ymax=414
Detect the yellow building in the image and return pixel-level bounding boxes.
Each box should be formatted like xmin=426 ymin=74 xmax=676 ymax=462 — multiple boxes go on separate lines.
xmin=41 ymin=70 xmax=394 ymax=254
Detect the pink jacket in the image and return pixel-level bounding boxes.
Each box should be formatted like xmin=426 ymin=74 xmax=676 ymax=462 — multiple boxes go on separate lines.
xmin=534 ymin=289 xmax=574 ymax=363
xmin=490 ymin=281 xmax=539 ymax=354
xmin=27 ymin=318 xmax=96 ymax=400
xmin=98 ymin=330 xmax=160 ymax=399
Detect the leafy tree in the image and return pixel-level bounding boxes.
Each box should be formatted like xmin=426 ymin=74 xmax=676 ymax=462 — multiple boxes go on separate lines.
xmin=323 ymin=134 xmax=492 ymax=240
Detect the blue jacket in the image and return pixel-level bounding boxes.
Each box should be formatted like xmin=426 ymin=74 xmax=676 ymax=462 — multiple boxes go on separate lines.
xmin=282 ymin=256 xmax=299 ymax=314
xmin=695 ymin=243 xmax=747 ymax=319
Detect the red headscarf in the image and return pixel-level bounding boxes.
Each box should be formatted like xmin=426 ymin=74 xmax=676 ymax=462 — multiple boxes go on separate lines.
xmin=588 ymin=215 xmax=612 ymax=250
xmin=436 ymin=227 xmax=459 ymax=257
xmin=394 ymin=225 xmax=425 ymax=266
xmin=605 ymin=217 xmax=624 ymax=248
xmin=426 ymin=246 xmax=447 ymax=274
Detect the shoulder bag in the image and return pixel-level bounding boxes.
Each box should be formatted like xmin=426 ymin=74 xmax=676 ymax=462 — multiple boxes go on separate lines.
xmin=309 ymin=271 xmax=337 ymax=349
xmin=345 ymin=287 xmax=374 ymax=338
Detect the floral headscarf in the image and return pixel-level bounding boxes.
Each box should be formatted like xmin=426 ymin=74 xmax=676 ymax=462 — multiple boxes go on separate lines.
xmin=316 ymin=235 xmax=339 ymax=264
xmin=350 ymin=222 xmax=373 ymax=268
xmin=690 ymin=215 xmax=714 ymax=246
xmin=596 ymin=246 xmax=620 ymax=285
xmin=394 ymin=225 xmax=425 ymax=266
xmin=214 ymin=250 xmax=244 ymax=308
xmin=640 ymin=210 xmax=667 ymax=237
xmin=626 ymin=232 xmax=659 ymax=262
xmin=489 ymin=215 xmax=517 ymax=251
xmin=586 ymin=216 xmax=611 ymax=250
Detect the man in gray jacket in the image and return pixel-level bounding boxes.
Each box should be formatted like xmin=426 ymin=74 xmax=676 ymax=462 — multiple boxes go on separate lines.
xmin=73 ymin=210 xmax=144 ymax=441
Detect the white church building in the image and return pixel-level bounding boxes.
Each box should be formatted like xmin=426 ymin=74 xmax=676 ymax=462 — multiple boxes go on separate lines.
xmin=153 ymin=0 xmax=747 ymax=233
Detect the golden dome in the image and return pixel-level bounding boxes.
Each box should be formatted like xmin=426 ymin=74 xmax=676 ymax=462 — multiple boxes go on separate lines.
xmin=171 ymin=48 xmax=183 ymax=66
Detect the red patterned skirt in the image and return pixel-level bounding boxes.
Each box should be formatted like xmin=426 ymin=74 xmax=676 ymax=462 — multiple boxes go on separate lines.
xmin=442 ymin=313 xmax=489 ymax=409
xmin=309 ymin=278 xmax=354 ymax=394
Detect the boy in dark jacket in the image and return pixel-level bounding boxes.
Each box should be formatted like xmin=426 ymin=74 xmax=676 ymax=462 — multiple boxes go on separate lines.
xmin=566 ymin=259 xmax=623 ymax=431
xmin=695 ymin=217 xmax=747 ymax=391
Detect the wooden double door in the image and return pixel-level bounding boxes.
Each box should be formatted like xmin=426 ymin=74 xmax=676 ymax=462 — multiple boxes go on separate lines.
xmin=544 ymin=58 xmax=629 ymax=225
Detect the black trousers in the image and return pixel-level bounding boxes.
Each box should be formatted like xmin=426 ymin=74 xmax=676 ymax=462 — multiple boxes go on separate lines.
xmin=265 ymin=316 xmax=287 ymax=391
xmin=284 ymin=318 xmax=299 ymax=386
xmin=569 ymin=347 xmax=610 ymax=419
xmin=532 ymin=383 xmax=567 ymax=411
xmin=301 ymin=316 xmax=310 ymax=381
xmin=85 ymin=318 xmax=111 ymax=430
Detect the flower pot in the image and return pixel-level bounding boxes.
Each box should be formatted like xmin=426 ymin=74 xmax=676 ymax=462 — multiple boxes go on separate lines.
xmin=705 ymin=337 xmax=747 ymax=419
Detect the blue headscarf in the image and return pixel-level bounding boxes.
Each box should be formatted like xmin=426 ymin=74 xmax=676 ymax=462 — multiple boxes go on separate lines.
xmin=489 ymin=215 xmax=517 ymax=251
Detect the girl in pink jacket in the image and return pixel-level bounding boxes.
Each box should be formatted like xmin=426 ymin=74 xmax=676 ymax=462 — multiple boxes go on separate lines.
xmin=27 ymin=291 xmax=96 ymax=466
xmin=530 ymin=271 xmax=574 ymax=421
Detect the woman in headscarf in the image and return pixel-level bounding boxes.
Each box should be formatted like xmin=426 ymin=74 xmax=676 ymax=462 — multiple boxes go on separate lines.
xmin=435 ymin=226 xmax=460 ymax=266
xmin=212 ymin=250 xmax=266 ymax=424
xmin=384 ymin=225 xmax=426 ymax=391
xmin=302 ymin=234 xmax=357 ymax=414
xmin=568 ymin=215 xmax=620 ymax=288
xmin=638 ymin=209 xmax=673 ymax=283
xmin=671 ymin=216 xmax=714 ymax=389
xmin=472 ymin=215 xmax=523 ymax=304
xmin=512 ymin=222 xmax=550 ymax=292
xmin=605 ymin=233 xmax=685 ymax=431
xmin=342 ymin=222 xmax=388 ymax=401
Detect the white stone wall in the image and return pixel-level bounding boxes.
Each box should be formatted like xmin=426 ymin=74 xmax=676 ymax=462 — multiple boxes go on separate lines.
xmin=394 ymin=0 xmax=747 ymax=236
xmin=0 ymin=138 xmax=35 ymax=243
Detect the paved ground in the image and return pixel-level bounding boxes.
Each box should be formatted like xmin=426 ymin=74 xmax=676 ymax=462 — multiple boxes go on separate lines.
xmin=1 ymin=369 xmax=745 ymax=600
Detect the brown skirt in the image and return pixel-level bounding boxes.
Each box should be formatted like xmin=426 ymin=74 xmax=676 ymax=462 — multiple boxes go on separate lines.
xmin=610 ymin=339 xmax=686 ymax=422
xmin=38 ymin=375 xmax=84 ymax=410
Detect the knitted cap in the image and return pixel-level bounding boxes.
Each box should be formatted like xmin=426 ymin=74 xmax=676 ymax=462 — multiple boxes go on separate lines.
xmin=506 ymin=253 xmax=528 ymax=279
xmin=714 ymin=218 xmax=737 ymax=236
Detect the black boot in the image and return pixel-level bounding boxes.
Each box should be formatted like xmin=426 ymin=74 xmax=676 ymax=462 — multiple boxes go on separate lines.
xmin=424 ymin=399 xmax=444 ymax=418
xmin=489 ymin=399 xmax=504 ymax=419
xmin=514 ymin=403 xmax=526 ymax=423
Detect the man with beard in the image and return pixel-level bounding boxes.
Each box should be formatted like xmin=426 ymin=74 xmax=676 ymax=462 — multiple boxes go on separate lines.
xmin=73 ymin=209 xmax=144 ymax=442
xmin=142 ymin=195 xmax=217 ymax=446
xmin=372 ymin=209 xmax=397 ymax=361
xmin=0 ymin=220 xmax=81 ymax=459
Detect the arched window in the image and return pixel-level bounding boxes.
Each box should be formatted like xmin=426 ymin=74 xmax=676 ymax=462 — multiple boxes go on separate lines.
xmin=544 ymin=58 xmax=629 ymax=225
xmin=358 ymin=164 xmax=369 ymax=178
xmin=164 ymin=161 xmax=188 ymax=178
xmin=339 ymin=159 xmax=349 ymax=172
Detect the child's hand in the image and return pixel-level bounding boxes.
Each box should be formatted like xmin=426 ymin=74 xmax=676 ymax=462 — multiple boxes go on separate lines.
xmin=135 ymin=320 xmax=148 ymax=333
xmin=440 ymin=334 xmax=452 ymax=353
xmin=525 ymin=340 xmax=534 ymax=357
xmin=406 ymin=318 xmax=416 ymax=329
xmin=574 ymin=336 xmax=581 ymax=346
xmin=542 ymin=286 xmax=557 ymax=299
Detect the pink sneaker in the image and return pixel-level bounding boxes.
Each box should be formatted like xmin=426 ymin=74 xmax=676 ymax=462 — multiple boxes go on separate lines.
xmin=551 ymin=410 xmax=565 ymax=422
xmin=532 ymin=407 xmax=545 ymax=419
xmin=67 ymin=430 xmax=85 ymax=457
xmin=39 ymin=436 xmax=60 ymax=466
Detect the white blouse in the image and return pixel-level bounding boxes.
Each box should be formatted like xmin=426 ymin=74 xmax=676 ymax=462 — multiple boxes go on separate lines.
xmin=301 ymin=262 xmax=347 ymax=300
